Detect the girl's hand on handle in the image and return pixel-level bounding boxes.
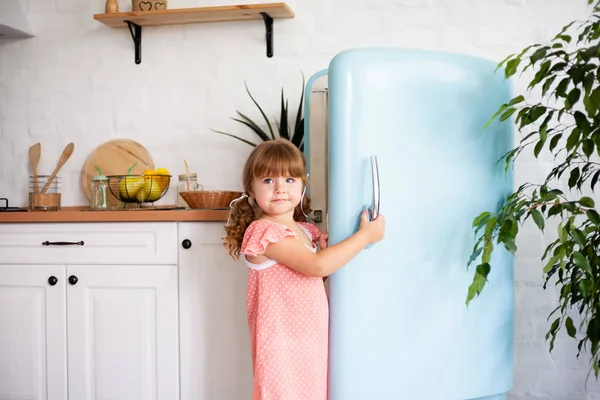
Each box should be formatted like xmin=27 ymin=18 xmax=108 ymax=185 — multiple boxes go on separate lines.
xmin=359 ymin=209 xmax=386 ymax=244
xmin=263 ymin=210 xmax=386 ymax=278
xmin=318 ymin=232 xmax=329 ymax=250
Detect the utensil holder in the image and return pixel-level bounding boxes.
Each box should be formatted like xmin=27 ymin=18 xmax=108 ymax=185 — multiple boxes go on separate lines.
xmin=29 ymin=175 xmax=61 ymax=211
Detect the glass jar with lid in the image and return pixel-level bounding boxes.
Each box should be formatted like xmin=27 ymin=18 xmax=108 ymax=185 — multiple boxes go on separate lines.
xmin=90 ymin=175 xmax=109 ymax=210
xmin=177 ymin=173 xmax=203 ymax=208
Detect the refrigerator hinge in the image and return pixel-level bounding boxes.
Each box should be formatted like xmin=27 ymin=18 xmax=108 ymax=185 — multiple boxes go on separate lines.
xmin=312 ymin=210 xmax=323 ymax=223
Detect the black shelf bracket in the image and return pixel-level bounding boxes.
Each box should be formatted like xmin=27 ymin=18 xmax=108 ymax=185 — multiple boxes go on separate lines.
xmin=125 ymin=20 xmax=142 ymax=64
xmin=260 ymin=12 xmax=273 ymax=58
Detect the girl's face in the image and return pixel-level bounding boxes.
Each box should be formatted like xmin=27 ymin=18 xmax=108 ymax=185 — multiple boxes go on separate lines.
xmin=250 ymin=174 xmax=304 ymax=218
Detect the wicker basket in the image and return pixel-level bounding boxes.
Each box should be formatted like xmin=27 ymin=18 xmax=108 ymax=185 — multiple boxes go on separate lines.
xmin=179 ymin=190 xmax=243 ymax=209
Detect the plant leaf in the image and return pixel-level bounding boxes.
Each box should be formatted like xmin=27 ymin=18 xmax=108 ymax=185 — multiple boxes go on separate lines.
xmin=472 ymin=212 xmax=491 ymax=229
xmin=279 ymin=89 xmax=289 ymax=140
xmin=580 ymin=196 xmax=595 ymax=208
xmin=292 ymin=74 xmax=306 ymax=149
xmin=500 ymin=107 xmax=517 ymax=121
xmin=245 ymin=82 xmax=275 ymax=140
xmin=465 ymin=262 xmax=491 ymax=305
xmin=587 ymin=209 xmax=600 ymax=226
xmin=233 ymin=112 xmax=272 ymax=143
xmin=573 ymin=251 xmax=592 ymax=274
xmin=592 ymin=170 xmax=600 ymax=191
xmin=530 ymin=208 xmax=545 ymax=231
xmin=566 ymin=316 xmax=577 ymax=338
xmin=508 ymin=95 xmax=525 ymax=106
xmin=211 ymin=129 xmax=257 ymax=147
xmin=467 ymin=247 xmax=483 ymax=269
xmin=484 ymin=104 xmax=508 ymax=130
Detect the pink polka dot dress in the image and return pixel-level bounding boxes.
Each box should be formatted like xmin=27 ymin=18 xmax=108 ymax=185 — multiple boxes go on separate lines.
xmin=240 ymin=219 xmax=329 ymax=400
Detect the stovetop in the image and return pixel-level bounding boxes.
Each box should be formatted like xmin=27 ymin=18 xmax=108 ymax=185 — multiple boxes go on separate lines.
xmin=0 ymin=198 xmax=30 ymax=212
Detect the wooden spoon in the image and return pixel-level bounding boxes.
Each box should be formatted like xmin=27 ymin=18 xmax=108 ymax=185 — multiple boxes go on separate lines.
xmin=28 ymin=143 xmax=41 ymax=193
xmin=40 ymin=142 xmax=75 ymax=194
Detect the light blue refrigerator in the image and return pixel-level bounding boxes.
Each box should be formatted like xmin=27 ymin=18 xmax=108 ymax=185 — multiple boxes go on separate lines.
xmin=304 ymin=48 xmax=514 ymax=400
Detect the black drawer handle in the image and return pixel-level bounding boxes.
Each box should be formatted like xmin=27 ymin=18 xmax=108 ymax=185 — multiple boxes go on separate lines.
xmin=48 ymin=276 xmax=58 ymax=286
xmin=42 ymin=241 xmax=85 ymax=246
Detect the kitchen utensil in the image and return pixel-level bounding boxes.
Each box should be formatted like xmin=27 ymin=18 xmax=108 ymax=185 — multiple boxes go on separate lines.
xmin=28 ymin=143 xmax=41 ymax=193
xmin=81 ymin=139 xmax=155 ymax=201
xmin=40 ymin=142 xmax=74 ymax=194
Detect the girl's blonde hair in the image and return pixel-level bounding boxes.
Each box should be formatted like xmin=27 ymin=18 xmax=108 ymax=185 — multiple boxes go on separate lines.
xmin=223 ymin=139 xmax=312 ymax=260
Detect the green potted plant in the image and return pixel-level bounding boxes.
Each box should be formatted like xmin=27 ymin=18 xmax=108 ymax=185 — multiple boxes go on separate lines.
xmin=466 ymin=0 xmax=600 ymax=378
xmin=213 ymin=76 xmax=305 ymax=151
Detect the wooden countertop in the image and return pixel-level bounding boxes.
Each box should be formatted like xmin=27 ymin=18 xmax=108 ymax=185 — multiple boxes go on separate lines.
xmin=0 ymin=206 xmax=228 ymax=223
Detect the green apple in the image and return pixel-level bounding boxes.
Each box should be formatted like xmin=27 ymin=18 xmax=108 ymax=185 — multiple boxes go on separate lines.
xmin=119 ymin=176 xmax=144 ymax=200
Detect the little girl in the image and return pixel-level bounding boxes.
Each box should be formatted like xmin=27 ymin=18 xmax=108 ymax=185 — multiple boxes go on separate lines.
xmin=224 ymin=139 xmax=385 ymax=400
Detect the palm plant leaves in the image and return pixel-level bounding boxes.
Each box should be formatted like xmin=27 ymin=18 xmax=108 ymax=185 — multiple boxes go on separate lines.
xmin=244 ymin=82 xmax=275 ymax=140
xmin=291 ymin=75 xmax=306 ymax=150
xmin=210 ymin=130 xmax=258 ymax=147
xmin=212 ymin=75 xmax=306 ymax=151
xmin=279 ymin=90 xmax=289 ymax=140
xmin=232 ymin=111 xmax=272 ymax=142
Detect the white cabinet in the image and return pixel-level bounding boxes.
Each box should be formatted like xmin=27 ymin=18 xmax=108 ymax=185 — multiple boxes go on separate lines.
xmin=0 ymin=221 xmax=253 ymax=400
xmin=0 ymin=265 xmax=67 ymax=400
xmin=0 ymin=223 xmax=179 ymax=400
xmin=0 ymin=222 xmax=178 ymax=265
xmin=178 ymin=222 xmax=253 ymax=400
xmin=66 ymin=264 xmax=178 ymax=400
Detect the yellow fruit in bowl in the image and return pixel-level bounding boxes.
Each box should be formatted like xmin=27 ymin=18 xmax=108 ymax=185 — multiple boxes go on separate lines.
xmin=136 ymin=176 xmax=164 ymax=202
xmin=119 ymin=176 xmax=145 ymax=200
xmin=154 ymin=167 xmax=170 ymax=190
xmin=143 ymin=169 xmax=156 ymax=176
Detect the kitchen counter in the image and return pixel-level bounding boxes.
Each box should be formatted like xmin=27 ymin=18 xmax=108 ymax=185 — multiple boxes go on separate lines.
xmin=0 ymin=206 xmax=229 ymax=223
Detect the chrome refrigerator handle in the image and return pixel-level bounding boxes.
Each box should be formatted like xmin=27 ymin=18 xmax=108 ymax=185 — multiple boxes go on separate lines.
xmin=370 ymin=156 xmax=380 ymax=219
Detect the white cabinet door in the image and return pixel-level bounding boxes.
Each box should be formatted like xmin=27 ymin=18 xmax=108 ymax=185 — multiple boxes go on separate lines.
xmin=0 ymin=265 xmax=67 ymax=400
xmin=66 ymin=264 xmax=179 ymax=400
xmin=178 ymin=222 xmax=253 ymax=400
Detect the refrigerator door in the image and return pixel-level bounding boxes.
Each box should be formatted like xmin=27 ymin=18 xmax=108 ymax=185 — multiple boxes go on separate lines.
xmin=325 ymin=48 xmax=514 ymax=400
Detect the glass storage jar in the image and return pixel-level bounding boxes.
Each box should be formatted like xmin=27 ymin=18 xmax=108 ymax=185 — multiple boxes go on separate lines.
xmin=29 ymin=175 xmax=61 ymax=211
xmin=90 ymin=175 xmax=109 ymax=210
xmin=177 ymin=173 xmax=203 ymax=208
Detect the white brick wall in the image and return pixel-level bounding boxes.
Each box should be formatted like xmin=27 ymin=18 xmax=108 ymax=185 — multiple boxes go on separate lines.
xmin=1 ymin=0 xmax=599 ymax=398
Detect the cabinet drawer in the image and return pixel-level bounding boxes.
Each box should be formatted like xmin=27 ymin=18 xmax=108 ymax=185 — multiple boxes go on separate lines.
xmin=0 ymin=223 xmax=177 ymax=265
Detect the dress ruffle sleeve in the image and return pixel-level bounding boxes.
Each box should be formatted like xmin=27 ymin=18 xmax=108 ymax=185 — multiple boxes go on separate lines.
xmin=297 ymin=222 xmax=322 ymax=243
xmin=241 ymin=220 xmax=298 ymax=257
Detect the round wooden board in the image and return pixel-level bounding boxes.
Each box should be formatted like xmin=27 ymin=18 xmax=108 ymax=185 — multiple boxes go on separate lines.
xmin=81 ymin=139 xmax=155 ymax=201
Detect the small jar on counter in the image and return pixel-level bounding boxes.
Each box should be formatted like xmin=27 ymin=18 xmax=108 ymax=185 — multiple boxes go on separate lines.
xmin=90 ymin=175 xmax=109 ymax=210
xmin=177 ymin=173 xmax=203 ymax=208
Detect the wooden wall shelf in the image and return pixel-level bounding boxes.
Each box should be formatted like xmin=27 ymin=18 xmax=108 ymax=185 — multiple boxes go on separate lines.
xmin=93 ymin=2 xmax=294 ymax=64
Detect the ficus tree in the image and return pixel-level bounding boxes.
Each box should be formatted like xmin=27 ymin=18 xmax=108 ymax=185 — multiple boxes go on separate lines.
xmin=466 ymin=0 xmax=600 ymax=377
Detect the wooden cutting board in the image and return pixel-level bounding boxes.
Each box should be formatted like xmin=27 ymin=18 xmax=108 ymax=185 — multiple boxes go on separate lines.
xmin=81 ymin=139 xmax=155 ymax=201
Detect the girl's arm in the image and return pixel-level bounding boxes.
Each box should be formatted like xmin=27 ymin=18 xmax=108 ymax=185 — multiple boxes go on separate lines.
xmin=264 ymin=210 xmax=385 ymax=277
